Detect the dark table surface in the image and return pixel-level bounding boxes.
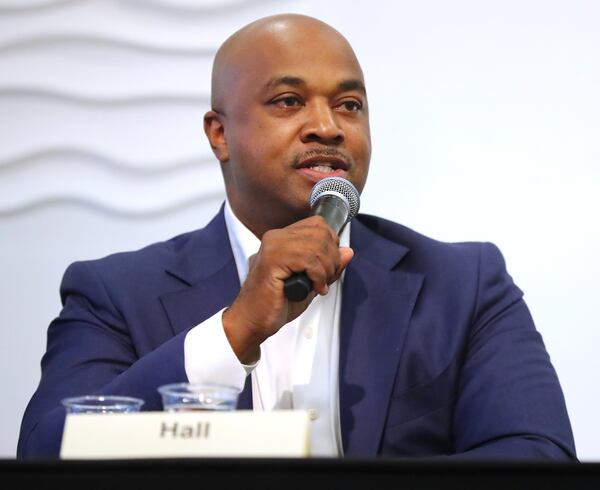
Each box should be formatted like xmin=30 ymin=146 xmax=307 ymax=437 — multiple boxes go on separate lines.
xmin=1 ymin=458 xmax=599 ymax=490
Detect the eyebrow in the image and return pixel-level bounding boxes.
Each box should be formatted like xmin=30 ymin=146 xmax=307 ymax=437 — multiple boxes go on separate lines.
xmin=265 ymin=76 xmax=306 ymax=89
xmin=338 ymin=79 xmax=367 ymax=95
xmin=264 ymin=76 xmax=366 ymax=95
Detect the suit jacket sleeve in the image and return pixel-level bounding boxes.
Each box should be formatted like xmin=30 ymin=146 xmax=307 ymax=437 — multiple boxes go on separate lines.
xmin=448 ymin=242 xmax=575 ymax=459
xmin=17 ymin=260 xmax=190 ymax=458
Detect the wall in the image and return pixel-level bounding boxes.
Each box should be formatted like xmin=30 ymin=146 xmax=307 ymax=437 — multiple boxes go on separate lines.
xmin=1 ymin=0 xmax=598 ymax=459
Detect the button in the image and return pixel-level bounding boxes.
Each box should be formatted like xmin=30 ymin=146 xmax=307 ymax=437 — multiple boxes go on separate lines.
xmin=308 ymin=408 xmax=319 ymax=421
xmin=303 ymin=326 xmax=313 ymax=339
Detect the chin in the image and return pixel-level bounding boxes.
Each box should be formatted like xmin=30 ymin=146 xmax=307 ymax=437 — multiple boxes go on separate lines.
xmin=276 ymin=200 xmax=311 ymax=227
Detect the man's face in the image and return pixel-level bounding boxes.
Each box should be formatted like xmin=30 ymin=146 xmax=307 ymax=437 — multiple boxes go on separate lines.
xmin=209 ymin=22 xmax=371 ymax=235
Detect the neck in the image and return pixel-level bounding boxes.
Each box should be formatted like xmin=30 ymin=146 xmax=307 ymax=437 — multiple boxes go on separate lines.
xmin=227 ymin=200 xmax=309 ymax=240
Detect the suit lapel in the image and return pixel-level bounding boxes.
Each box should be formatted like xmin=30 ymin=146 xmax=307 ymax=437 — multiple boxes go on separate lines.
xmin=158 ymin=207 xmax=253 ymax=409
xmin=340 ymin=218 xmax=424 ymax=456
xmin=160 ymin=209 xmax=239 ymax=335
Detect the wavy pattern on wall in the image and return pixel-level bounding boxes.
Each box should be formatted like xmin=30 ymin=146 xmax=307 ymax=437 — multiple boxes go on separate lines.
xmin=0 ymin=0 xmax=274 ymax=14
xmin=0 ymin=36 xmax=215 ymax=57
xmin=0 ymin=87 xmax=209 ymax=106
xmin=125 ymin=0 xmax=276 ymax=15
xmin=0 ymin=0 xmax=77 ymax=13
xmin=0 ymin=191 xmax=225 ymax=219
xmin=0 ymin=148 xmax=213 ymax=174
xmin=0 ymin=0 xmax=264 ymax=219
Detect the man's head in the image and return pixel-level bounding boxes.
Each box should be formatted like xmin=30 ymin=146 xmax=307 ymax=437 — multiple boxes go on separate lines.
xmin=204 ymin=14 xmax=371 ymax=238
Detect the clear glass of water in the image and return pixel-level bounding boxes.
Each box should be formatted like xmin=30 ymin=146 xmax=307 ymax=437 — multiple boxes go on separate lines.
xmin=62 ymin=395 xmax=144 ymax=414
xmin=158 ymin=383 xmax=239 ymax=412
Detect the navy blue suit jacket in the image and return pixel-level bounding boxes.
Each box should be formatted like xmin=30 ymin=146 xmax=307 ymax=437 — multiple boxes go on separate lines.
xmin=18 ymin=209 xmax=576 ymax=459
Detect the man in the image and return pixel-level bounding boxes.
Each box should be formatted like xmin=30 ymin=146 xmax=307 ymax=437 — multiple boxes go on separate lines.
xmin=18 ymin=14 xmax=576 ymax=459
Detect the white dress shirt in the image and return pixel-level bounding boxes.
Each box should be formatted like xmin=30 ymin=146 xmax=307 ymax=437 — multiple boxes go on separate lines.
xmin=184 ymin=201 xmax=348 ymax=456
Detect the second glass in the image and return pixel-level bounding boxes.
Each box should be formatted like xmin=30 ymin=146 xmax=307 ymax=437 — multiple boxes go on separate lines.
xmin=158 ymin=383 xmax=239 ymax=412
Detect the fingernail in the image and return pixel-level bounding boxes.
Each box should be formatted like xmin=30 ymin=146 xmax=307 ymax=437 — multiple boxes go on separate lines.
xmin=322 ymin=285 xmax=329 ymax=295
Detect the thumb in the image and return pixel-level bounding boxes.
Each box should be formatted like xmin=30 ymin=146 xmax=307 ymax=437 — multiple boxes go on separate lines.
xmin=338 ymin=246 xmax=354 ymax=272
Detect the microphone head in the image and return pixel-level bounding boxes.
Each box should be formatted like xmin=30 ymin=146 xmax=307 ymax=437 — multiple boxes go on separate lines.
xmin=309 ymin=176 xmax=361 ymax=222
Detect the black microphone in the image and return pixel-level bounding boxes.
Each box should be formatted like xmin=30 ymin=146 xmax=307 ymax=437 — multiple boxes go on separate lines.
xmin=283 ymin=176 xmax=360 ymax=302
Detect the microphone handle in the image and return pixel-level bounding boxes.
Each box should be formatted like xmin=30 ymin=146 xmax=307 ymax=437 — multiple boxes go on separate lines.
xmin=283 ymin=272 xmax=313 ymax=302
xmin=283 ymin=195 xmax=349 ymax=302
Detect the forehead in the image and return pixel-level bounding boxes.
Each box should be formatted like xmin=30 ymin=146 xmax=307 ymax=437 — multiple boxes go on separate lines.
xmin=223 ymin=26 xmax=364 ymax=95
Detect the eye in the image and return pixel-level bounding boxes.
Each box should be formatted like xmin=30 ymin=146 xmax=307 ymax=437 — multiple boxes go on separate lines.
xmin=337 ymin=99 xmax=362 ymax=112
xmin=271 ymin=95 xmax=303 ymax=108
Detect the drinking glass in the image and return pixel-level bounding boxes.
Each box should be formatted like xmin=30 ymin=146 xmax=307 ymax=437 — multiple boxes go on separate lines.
xmin=62 ymin=395 xmax=144 ymax=414
xmin=158 ymin=383 xmax=239 ymax=412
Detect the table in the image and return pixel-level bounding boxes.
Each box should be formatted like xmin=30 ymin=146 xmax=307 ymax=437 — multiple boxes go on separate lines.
xmin=1 ymin=458 xmax=599 ymax=489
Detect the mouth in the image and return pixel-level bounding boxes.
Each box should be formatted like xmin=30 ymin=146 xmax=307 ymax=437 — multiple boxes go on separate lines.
xmin=295 ymin=154 xmax=350 ymax=182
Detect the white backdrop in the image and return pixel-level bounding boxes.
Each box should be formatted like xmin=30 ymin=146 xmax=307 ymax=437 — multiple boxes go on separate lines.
xmin=0 ymin=0 xmax=598 ymax=459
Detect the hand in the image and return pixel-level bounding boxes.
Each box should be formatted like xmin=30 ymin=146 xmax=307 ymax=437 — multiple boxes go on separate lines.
xmin=222 ymin=215 xmax=354 ymax=363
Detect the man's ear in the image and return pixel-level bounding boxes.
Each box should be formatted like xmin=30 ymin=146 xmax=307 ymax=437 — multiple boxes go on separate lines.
xmin=203 ymin=110 xmax=229 ymax=162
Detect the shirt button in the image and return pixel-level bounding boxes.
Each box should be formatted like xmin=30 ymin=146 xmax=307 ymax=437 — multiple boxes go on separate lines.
xmin=303 ymin=326 xmax=313 ymax=339
xmin=308 ymin=408 xmax=319 ymax=421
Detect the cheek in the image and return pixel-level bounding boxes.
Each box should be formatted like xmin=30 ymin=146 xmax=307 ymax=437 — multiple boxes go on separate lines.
xmin=231 ymin=118 xmax=284 ymax=153
xmin=345 ymin=126 xmax=371 ymax=189
xmin=226 ymin=133 xmax=287 ymax=187
xmin=347 ymin=126 xmax=372 ymax=158
xmin=238 ymin=132 xmax=295 ymax=170
xmin=227 ymin=126 xmax=265 ymax=163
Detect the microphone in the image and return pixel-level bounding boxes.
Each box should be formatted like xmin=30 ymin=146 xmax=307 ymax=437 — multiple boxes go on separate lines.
xmin=283 ymin=176 xmax=360 ymax=302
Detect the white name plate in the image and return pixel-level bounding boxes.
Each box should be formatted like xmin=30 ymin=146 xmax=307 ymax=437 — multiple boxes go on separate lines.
xmin=60 ymin=410 xmax=310 ymax=459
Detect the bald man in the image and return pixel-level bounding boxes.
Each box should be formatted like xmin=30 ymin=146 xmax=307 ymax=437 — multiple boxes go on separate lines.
xmin=18 ymin=14 xmax=575 ymax=460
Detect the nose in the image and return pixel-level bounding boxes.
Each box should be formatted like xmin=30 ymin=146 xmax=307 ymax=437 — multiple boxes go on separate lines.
xmin=300 ymin=100 xmax=344 ymax=145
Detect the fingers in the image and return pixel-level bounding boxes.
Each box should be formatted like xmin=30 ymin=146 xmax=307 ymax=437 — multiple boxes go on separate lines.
xmin=227 ymin=215 xmax=353 ymax=351
xmin=271 ymin=216 xmax=341 ymax=295
xmin=337 ymin=246 xmax=355 ymax=275
xmin=303 ymin=245 xmax=355 ymax=295
xmin=339 ymin=246 xmax=354 ymax=264
xmin=277 ymin=217 xmax=355 ymax=295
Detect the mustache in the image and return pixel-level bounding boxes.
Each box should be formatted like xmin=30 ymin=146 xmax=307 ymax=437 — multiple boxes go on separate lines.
xmin=293 ymin=148 xmax=351 ymax=166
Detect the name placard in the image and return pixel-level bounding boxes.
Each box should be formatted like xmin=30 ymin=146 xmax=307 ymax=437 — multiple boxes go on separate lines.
xmin=60 ymin=410 xmax=310 ymax=459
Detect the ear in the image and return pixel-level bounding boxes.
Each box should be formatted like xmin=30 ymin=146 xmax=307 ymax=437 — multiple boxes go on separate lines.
xmin=204 ymin=110 xmax=229 ymax=162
